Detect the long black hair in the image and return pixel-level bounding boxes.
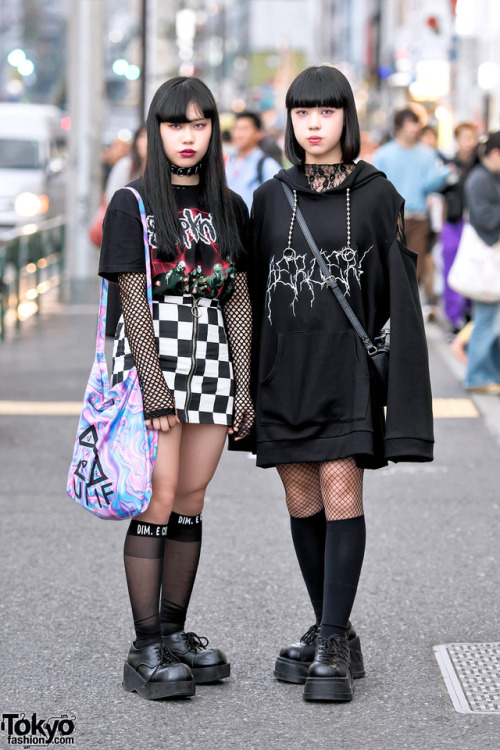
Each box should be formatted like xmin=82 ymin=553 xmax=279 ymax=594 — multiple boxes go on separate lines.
xmin=143 ymin=77 xmax=242 ymax=262
xmin=284 ymin=65 xmax=360 ymax=165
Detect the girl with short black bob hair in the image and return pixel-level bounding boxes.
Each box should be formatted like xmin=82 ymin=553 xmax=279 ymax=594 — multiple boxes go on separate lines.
xmin=249 ymin=65 xmax=433 ymax=702
xmin=99 ymin=76 xmax=254 ymax=700
xmin=284 ymin=64 xmax=360 ymax=166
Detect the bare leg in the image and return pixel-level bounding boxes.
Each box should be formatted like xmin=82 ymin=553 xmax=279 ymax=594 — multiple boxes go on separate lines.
xmin=174 ymin=424 xmax=228 ymax=516
xmin=135 ymin=422 xmax=183 ymax=525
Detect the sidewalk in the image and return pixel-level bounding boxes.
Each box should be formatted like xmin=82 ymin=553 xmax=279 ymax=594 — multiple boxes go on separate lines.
xmin=1 ymin=304 xmax=499 ymax=750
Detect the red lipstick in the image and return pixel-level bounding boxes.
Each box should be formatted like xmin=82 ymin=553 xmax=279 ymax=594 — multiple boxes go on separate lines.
xmin=180 ymin=149 xmax=196 ymax=157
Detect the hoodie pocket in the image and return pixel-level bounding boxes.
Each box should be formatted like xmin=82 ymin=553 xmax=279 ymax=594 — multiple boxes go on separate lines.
xmin=259 ymin=329 xmax=370 ymax=427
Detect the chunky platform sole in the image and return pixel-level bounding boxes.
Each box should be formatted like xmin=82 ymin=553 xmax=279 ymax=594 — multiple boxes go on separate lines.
xmin=123 ymin=663 xmax=195 ymax=700
xmin=274 ymin=635 xmax=365 ymax=684
xmin=303 ymin=675 xmax=354 ymax=702
xmin=192 ymin=662 xmax=231 ymax=684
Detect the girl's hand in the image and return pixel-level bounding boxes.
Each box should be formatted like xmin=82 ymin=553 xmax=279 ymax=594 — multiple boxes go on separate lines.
xmin=145 ymin=412 xmax=180 ymax=432
xmin=228 ymin=400 xmax=255 ymax=441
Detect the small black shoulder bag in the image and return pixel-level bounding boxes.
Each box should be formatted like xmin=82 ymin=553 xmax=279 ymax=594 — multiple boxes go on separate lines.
xmin=281 ymin=181 xmax=389 ymax=406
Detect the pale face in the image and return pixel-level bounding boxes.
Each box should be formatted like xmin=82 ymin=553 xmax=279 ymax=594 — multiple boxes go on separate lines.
xmin=456 ymin=128 xmax=478 ymax=161
xmin=398 ymin=117 xmax=421 ymax=146
xmin=231 ymin=117 xmax=261 ymax=153
xmin=291 ymin=106 xmax=345 ymax=164
xmin=159 ymin=100 xmax=212 ymax=169
xmin=419 ymin=129 xmax=438 ymax=150
xmin=135 ymin=129 xmax=147 ymax=160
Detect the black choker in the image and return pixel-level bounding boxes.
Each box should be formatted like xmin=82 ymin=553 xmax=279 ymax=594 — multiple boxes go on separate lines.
xmin=170 ymin=161 xmax=203 ymax=177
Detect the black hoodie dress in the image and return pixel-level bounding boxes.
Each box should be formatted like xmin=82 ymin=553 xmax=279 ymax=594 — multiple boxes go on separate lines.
xmin=249 ymin=161 xmax=434 ymax=469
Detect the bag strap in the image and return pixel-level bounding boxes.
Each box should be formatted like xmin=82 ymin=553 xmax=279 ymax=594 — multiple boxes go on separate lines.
xmin=256 ymin=154 xmax=267 ymax=185
xmin=95 ymin=187 xmax=153 ymax=360
xmin=280 ymin=181 xmax=377 ymax=355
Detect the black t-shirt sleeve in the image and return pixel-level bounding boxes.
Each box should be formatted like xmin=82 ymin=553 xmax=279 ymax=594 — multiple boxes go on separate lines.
xmin=98 ymin=187 xmax=146 ymax=282
xmin=229 ymin=190 xmax=250 ymax=273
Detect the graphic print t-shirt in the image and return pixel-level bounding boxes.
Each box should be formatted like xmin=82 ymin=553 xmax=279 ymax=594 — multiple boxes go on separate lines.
xmin=98 ymin=178 xmax=248 ymax=302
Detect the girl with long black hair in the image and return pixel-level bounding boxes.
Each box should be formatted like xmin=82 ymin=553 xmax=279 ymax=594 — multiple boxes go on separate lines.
xmin=250 ymin=66 xmax=433 ymax=702
xmin=99 ymin=77 xmax=254 ymax=700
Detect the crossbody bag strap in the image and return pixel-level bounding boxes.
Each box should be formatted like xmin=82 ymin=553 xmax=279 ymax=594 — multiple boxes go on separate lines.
xmin=280 ymin=181 xmax=377 ymax=355
xmin=95 ymin=187 xmax=154 ymax=365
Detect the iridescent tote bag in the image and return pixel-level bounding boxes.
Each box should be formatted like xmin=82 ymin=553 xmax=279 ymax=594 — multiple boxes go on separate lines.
xmin=66 ymin=187 xmax=158 ymax=519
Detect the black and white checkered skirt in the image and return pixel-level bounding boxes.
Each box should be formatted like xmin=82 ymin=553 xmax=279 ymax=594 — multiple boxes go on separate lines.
xmin=112 ymin=294 xmax=234 ymax=424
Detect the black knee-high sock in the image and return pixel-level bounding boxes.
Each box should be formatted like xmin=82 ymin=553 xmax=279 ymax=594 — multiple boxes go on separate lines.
xmin=123 ymin=520 xmax=168 ymax=648
xmin=160 ymin=512 xmax=202 ymax=636
xmin=290 ymin=510 xmax=327 ymax=624
xmin=320 ymin=515 xmax=366 ymax=639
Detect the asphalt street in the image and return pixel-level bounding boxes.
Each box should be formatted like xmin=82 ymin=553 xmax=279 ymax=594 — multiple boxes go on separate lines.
xmin=1 ymin=300 xmax=499 ymax=750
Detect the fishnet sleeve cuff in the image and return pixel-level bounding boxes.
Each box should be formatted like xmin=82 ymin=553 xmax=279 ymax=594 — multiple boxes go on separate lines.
xmin=117 ymin=272 xmax=176 ymax=417
xmin=143 ymin=407 xmax=176 ymax=421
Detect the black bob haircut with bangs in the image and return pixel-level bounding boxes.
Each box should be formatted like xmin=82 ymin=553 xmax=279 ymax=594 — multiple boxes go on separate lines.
xmin=285 ymin=66 xmax=360 ymax=166
xmin=143 ymin=76 xmax=243 ymax=263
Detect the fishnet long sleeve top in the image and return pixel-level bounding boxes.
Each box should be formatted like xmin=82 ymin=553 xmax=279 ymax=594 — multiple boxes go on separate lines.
xmin=117 ymin=272 xmax=176 ymax=420
xmin=222 ymin=270 xmax=255 ymax=438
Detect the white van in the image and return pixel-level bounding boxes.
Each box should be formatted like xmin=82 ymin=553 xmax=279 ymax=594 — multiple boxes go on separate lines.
xmin=0 ymin=103 xmax=67 ymax=237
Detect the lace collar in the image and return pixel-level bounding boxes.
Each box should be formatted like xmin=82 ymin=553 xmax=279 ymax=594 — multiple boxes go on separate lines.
xmin=304 ymin=163 xmax=355 ymax=192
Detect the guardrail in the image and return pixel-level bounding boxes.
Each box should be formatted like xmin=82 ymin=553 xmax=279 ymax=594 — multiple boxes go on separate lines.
xmin=0 ymin=217 xmax=65 ymax=341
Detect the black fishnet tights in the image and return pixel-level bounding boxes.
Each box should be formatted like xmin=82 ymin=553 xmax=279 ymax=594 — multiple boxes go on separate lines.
xmin=222 ymin=271 xmax=255 ymax=438
xmin=277 ymin=458 xmax=364 ymax=521
xmin=117 ymin=272 xmax=176 ymax=420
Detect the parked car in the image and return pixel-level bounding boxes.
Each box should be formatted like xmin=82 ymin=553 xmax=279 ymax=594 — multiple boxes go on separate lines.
xmin=0 ymin=103 xmax=67 ymax=238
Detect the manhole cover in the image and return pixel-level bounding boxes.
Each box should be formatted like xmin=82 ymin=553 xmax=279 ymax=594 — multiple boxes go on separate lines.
xmin=434 ymin=643 xmax=500 ymax=714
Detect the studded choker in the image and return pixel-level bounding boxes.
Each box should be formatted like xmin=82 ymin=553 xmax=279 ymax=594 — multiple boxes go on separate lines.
xmin=170 ymin=161 xmax=203 ymax=177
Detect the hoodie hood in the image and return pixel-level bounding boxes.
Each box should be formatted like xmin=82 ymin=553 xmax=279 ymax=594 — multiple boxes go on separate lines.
xmin=274 ymin=160 xmax=386 ymax=194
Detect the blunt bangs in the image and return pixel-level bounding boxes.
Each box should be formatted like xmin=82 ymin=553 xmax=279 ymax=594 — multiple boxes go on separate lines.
xmin=153 ymin=77 xmax=217 ymax=124
xmin=285 ymin=65 xmax=360 ymax=166
xmin=143 ymin=76 xmax=241 ymax=265
xmin=285 ymin=66 xmax=349 ymax=111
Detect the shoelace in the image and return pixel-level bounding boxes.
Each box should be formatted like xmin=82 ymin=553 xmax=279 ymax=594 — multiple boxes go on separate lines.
xmin=318 ymin=636 xmax=350 ymax=663
xmin=300 ymin=624 xmax=319 ymax=645
xmin=182 ymin=631 xmax=209 ymax=653
xmin=160 ymin=643 xmax=181 ymax=663
xmin=144 ymin=644 xmax=180 ymax=686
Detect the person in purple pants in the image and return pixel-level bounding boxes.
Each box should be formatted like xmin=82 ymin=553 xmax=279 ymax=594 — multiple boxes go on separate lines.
xmin=441 ymin=123 xmax=478 ymax=331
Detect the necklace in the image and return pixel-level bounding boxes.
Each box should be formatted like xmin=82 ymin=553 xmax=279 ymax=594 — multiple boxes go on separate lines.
xmin=283 ymin=187 xmax=353 ymax=262
xmin=169 ymin=161 xmax=203 ymax=177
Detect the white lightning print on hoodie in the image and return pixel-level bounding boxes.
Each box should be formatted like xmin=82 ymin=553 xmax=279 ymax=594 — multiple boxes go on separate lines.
xmin=265 ymin=244 xmax=373 ymax=324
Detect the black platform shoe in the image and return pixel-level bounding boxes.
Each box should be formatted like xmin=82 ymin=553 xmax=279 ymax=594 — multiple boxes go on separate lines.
xmin=303 ymin=634 xmax=354 ymax=702
xmin=122 ymin=642 xmax=195 ymax=700
xmin=274 ymin=622 xmax=365 ymax=684
xmin=162 ymin=631 xmax=230 ymax=684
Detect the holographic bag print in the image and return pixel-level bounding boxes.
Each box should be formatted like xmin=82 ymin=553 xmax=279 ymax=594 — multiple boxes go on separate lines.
xmin=66 ymin=187 xmax=158 ymax=519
